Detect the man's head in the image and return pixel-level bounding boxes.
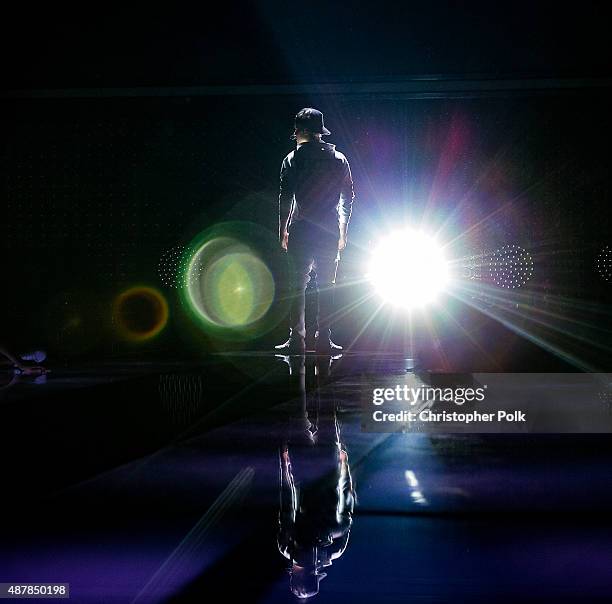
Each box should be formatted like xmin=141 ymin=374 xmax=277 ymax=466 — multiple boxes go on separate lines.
xmin=290 ymin=564 xmax=325 ymax=599
xmin=293 ymin=108 xmax=331 ymax=143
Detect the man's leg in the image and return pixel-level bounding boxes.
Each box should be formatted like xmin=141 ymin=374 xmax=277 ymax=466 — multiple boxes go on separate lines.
xmin=287 ymin=225 xmax=313 ymax=346
xmin=313 ymin=242 xmax=342 ymax=351
xmin=276 ymin=224 xmax=313 ymax=351
xmin=305 ymin=269 xmax=319 ymax=349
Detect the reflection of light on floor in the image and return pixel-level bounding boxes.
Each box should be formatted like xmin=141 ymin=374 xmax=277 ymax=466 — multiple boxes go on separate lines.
xmin=405 ymin=470 xmax=428 ymax=505
xmin=158 ymin=374 xmax=205 ymax=425
xmin=132 ymin=467 xmax=254 ymax=603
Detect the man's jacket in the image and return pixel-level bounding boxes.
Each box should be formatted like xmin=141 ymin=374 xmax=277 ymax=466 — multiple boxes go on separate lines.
xmin=278 ymin=141 xmax=354 ymax=234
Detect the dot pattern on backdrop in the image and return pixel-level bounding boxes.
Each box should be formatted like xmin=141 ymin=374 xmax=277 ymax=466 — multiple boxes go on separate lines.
xmin=488 ymin=244 xmax=534 ymax=289
xmin=2 ymin=119 xmax=210 ymax=284
xmin=596 ymin=245 xmax=612 ymax=283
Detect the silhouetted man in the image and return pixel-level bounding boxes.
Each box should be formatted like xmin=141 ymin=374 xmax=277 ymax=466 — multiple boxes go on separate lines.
xmin=276 ymin=108 xmax=354 ymax=354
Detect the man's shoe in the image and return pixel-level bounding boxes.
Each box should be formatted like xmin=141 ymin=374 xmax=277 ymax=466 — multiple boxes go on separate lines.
xmin=275 ymin=336 xmax=305 ymax=354
xmin=274 ymin=338 xmax=291 ymax=351
xmin=315 ymin=337 xmax=343 ymax=354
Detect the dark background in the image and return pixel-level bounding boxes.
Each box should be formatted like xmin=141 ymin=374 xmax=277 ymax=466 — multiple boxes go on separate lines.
xmin=2 ymin=2 xmax=611 ymax=88
xmin=1 ymin=1 xmax=612 ymax=366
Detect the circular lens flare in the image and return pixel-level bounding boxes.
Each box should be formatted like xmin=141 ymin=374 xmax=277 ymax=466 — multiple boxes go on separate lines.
xmin=113 ymin=286 xmax=169 ymax=341
xmin=368 ymin=229 xmax=450 ymax=309
xmin=185 ymin=239 xmax=275 ymax=328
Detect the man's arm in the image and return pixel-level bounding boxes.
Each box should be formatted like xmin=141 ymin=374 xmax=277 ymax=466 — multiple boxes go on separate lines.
xmin=278 ymin=155 xmax=295 ymax=250
xmin=338 ymin=158 xmax=354 ymax=251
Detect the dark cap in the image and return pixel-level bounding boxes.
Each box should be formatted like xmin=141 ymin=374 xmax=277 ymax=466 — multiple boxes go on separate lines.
xmin=294 ymin=107 xmax=331 ymax=136
xmin=290 ymin=565 xmax=326 ymax=599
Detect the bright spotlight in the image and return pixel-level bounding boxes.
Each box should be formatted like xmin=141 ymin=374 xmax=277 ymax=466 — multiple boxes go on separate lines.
xmin=367 ymin=229 xmax=450 ymax=309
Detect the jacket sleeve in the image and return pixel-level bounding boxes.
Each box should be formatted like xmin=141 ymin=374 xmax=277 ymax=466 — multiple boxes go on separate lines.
xmin=278 ymin=155 xmax=295 ymax=237
xmin=338 ymin=157 xmax=354 ymax=225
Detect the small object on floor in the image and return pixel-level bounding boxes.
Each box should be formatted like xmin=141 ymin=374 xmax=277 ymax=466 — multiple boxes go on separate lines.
xmin=20 ymin=350 xmax=47 ymax=363
xmin=13 ymin=365 xmax=48 ymax=377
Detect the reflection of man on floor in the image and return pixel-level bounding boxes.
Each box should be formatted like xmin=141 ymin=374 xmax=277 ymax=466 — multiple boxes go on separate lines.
xmin=276 ymin=108 xmax=354 ymax=354
xmin=278 ymin=447 xmax=354 ymax=599
xmin=277 ymin=355 xmax=355 ymax=599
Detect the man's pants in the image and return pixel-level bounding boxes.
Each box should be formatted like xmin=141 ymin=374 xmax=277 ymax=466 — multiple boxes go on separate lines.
xmin=287 ymin=222 xmax=338 ymax=340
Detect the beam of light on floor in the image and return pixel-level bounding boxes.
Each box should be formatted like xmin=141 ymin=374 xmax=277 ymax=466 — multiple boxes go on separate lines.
xmin=131 ymin=467 xmax=254 ymax=604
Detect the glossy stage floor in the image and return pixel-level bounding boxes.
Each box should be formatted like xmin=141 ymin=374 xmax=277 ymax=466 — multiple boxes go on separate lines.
xmin=2 ymin=352 xmax=612 ymax=602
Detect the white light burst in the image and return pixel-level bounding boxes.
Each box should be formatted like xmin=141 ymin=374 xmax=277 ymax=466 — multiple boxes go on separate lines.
xmin=367 ymin=229 xmax=450 ymax=309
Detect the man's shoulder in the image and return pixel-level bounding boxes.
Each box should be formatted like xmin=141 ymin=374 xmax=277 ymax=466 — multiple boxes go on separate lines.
xmin=282 ymin=150 xmax=295 ymax=166
xmin=333 ymin=149 xmax=349 ymax=164
xmin=321 ymin=141 xmax=347 ymax=163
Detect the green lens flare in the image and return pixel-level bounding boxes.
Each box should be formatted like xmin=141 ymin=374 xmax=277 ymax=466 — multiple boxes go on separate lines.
xmin=185 ymin=240 xmax=274 ymax=329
